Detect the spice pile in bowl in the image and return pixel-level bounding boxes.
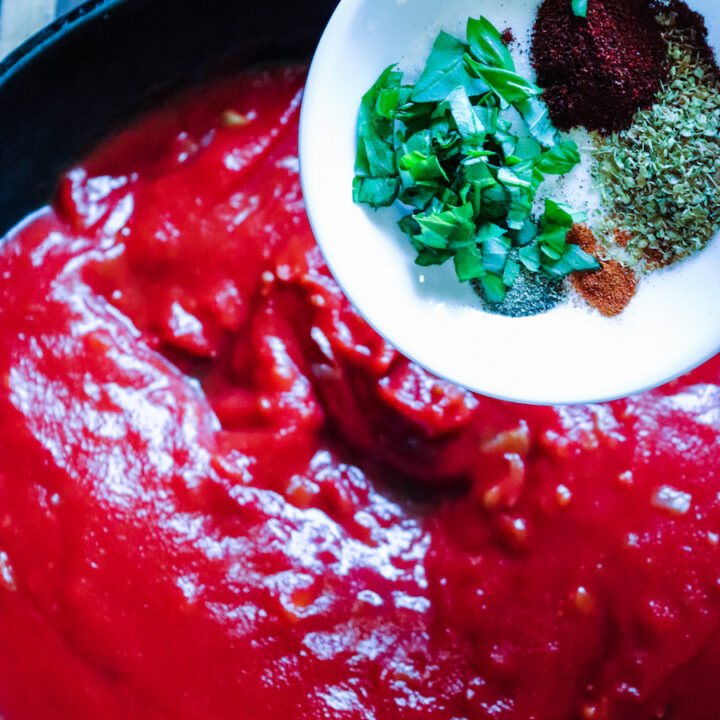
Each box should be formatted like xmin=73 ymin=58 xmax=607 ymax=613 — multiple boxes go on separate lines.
xmin=352 ymin=0 xmax=720 ymax=319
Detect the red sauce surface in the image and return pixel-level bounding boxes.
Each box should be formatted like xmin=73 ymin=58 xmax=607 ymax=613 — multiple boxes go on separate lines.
xmin=1 ymin=66 xmax=720 ymax=720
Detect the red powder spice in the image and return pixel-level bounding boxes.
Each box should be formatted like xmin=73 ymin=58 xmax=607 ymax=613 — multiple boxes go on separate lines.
xmin=531 ymin=0 xmax=667 ymax=133
xmin=569 ymin=225 xmax=638 ymax=317
xmin=501 ymin=28 xmax=515 ymax=45
xmin=613 ymin=229 xmax=630 ymax=249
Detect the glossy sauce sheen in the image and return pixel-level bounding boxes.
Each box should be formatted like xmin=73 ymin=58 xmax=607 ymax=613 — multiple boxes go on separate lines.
xmin=1 ymin=66 xmax=720 ymax=720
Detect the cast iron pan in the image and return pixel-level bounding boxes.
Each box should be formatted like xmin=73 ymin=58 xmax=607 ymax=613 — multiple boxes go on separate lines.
xmin=0 ymin=0 xmax=338 ymax=236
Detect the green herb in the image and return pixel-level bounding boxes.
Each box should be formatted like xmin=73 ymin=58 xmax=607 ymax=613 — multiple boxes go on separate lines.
xmin=412 ymin=32 xmax=489 ymax=102
xmin=517 ymin=96 xmax=558 ymax=149
xmin=465 ymin=60 xmax=542 ymax=106
xmin=353 ymin=15 xmax=594 ymax=303
xmin=593 ymin=20 xmax=720 ymax=268
xmin=535 ymin=141 xmax=582 ymax=174
xmin=571 ymin=0 xmax=588 ymax=18
xmin=466 ymin=16 xmax=515 ymax=72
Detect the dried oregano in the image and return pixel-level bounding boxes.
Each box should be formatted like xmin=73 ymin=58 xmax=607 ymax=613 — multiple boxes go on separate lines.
xmin=592 ymin=17 xmax=720 ymax=268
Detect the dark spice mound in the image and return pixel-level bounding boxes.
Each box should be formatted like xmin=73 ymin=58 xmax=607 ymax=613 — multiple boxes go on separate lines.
xmin=531 ymin=0 xmax=668 ymax=133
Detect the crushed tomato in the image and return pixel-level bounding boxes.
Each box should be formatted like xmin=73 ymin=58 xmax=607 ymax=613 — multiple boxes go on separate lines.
xmin=0 ymin=66 xmax=720 ymax=720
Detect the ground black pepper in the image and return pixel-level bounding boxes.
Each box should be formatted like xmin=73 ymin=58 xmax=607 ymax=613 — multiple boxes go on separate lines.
xmin=531 ymin=0 xmax=668 ymax=133
xmin=473 ymin=250 xmax=567 ymax=317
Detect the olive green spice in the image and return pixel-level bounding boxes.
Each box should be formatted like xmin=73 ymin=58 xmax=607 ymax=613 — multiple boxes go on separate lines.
xmin=593 ymin=19 xmax=720 ymax=267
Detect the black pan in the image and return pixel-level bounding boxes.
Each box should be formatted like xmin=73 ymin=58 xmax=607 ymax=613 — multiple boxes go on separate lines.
xmin=0 ymin=0 xmax=337 ymax=236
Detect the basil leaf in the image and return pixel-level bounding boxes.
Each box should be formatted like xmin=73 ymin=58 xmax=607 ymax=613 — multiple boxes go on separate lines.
xmin=454 ymin=244 xmax=485 ymax=281
xmin=475 ymin=105 xmax=499 ymax=135
xmin=506 ymin=187 xmax=534 ymax=230
xmin=513 ymin=136 xmax=543 ymax=162
xmin=542 ymin=244 xmax=599 ymax=278
xmin=497 ymin=166 xmax=532 ymax=189
xmin=502 ymin=258 xmax=521 ymax=287
xmin=415 ymin=204 xmax=474 ymax=250
xmin=536 ymin=140 xmax=581 ymax=174
xmin=399 ymin=151 xmax=449 ymax=182
xmin=398 ymin=215 xmax=421 ymax=237
xmin=353 ymin=176 xmax=400 ymax=206
xmin=538 ymin=226 xmax=569 ymax=255
xmin=540 ymin=243 xmax=563 ymax=261
xmin=465 ymin=59 xmax=542 ymax=106
xmin=494 ymin=132 xmax=517 ymax=162
xmin=360 ymin=65 xmax=402 ymax=119
xmin=464 ymin=158 xmax=497 ymax=188
xmin=412 ymin=32 xmax=489 ymax=102
xmin=415 ymin=226 xmax=451 ymax=250
xmin=480 ymin=273 xmax=507 ymax=302
xmin=482 ymin=236 xmax=510 ymax=274
xmin=542 ymin=255 xmax=574 ymax=278
xmin=466 ymin=16 xmax=515 ymax=72
xmin=415 ymin=247 xmax=454 ymax=266
xmin=481 ymin=184 xmax=510 ymax=220
xmin=399 ymin=184 xmax=439 ymax=210
xmin=510 ymin=219 xmax=538 ymax=247
xmin=447 ymin=86 xmax=487 ymax=144
xmin=519 ymin=245 xmax=541 ymax=273
xmin=394 ymin=101 xmax=436 ymax=134
xmin=541 ymin=198 xmax=577 ymax=228
xmin=517 ymin=96 xmax=557 ymax=149
xmin=563 ymin=243 xmax=601 ymax=271
xmin=476 ymin=222 xmax=508 ymax=243
xmin=447 ymin=219 xmax=476 ymax=250
xmin=357 ymin=122 xmax=397 ymax=177
xmin=464 ymin=157 xmax=496 ymax=181
xmin=402 ymin=129 xmax=433 ymax=155
xmin=375 ymin=86 xmax=407 ymax=118
xmin=572 ymin=0 xmax=588 ymax=18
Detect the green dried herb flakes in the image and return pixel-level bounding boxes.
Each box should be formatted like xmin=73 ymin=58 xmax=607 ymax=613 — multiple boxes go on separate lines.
xmin=592 ymin=22 xmax=720 ymax=267
xmin=353 ymin=15 xmax=597 ymax=304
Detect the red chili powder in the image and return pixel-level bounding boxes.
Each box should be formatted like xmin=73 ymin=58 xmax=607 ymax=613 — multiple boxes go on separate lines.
xmin=613 ymin=229 xmax=629 ymax=249
xmin=531 ymin=0 xmax=668 ymax=133
xmin=501 ymin=28 xmax=515 ymax=45
xmin=569 ymin=225 xmax=638 ymax=317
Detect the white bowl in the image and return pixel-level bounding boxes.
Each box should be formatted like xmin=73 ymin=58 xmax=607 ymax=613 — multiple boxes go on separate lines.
xmin=300 ymin=0 xmax=720 ymax=405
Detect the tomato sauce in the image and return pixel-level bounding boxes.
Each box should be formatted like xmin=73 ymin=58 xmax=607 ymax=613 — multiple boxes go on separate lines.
xmin=1 ymin=65 xmax=720 ymax=720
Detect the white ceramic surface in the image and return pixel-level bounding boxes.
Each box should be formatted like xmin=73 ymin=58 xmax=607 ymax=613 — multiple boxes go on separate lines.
xmin=299 ymin=0 xmax=720 ymax=405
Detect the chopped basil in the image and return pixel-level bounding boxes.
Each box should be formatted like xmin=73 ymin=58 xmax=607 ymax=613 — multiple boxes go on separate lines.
xmin=480 ymin=273 xmax=507 ymax=303
xmin=447 ymin=87 xmax=487 ymax=144
xmin=412 ymin=32 xmax=489 ymax=103
xmin=571 ymin=0 xmax=588 ymax=19
xmin=352 ymin=176 xmax=400 ymax=206
xmin=517 ymin=96 xmax=558 ymax=149
xmin=535 ymin=140 xmax=581 ymax=175
xmin=519 ymin=245 xmax=541 ymax=273
xmin=466 ymin=16 xmax=516 ymax=72
xmin=466 ymin=60 xmax=542 ymax=107
xmin=502 ymin=258 xmax=521 ymax=287
xmin=352 ymin=15 xmax=595 ymax=304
